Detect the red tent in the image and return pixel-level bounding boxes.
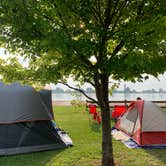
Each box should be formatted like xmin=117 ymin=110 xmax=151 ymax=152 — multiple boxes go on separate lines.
xmin=115 ymin=100 xmax=166 ymax=146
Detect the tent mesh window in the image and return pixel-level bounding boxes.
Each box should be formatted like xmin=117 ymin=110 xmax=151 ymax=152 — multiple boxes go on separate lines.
xmin=120 ymin=108 xmax=139 ymax=135
xmin=126 ymin=109 xmax=138 ymax=122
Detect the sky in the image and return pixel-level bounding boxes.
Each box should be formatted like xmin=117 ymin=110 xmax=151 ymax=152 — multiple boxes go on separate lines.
xmin=0 ymin=48 xmax=29 ymax=67
xmin=52 ymin=74 xmax=166 ymax=91
xmin=118 ymin=74 xmax=166 ymax=91
xmin=0 ymin=47 xmax=166 ymax=91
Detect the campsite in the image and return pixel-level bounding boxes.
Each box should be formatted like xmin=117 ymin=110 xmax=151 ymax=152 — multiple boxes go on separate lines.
xmin=0 ymin=1 xmax=166 ymax=166
xmin=0 ymin=82 xmax=165 ymax=166
xmin=0 ymin=103 xmax=165 ymax=166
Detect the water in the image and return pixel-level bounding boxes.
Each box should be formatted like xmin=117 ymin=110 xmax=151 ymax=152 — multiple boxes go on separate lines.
xmin=52 ymin=93 xmax=166 ymax=101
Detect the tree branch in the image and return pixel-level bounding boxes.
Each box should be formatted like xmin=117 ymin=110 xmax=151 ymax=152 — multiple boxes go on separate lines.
xmin=96 ymin=0 xmax=101 ymax=16
xmin=42 ymin=13 xmax=55 ymax=23
xmin=104 ymin=0 xmax=112 ymax=28
xmin=50 ymin=0 xmax=94 ymax=70
xmin=79 ymin=54 xmax=94 ymax=68
xmin=87 ymin=80 xmax=95 ymax=87
xmin=87 ymin=0 xmax=104 ymax=26
xmin=51 ymin=0 xmax=72 ymax=39
xmin=109 ymin=40 xmax=124 ymax=60
xmin=110 ymin=0 xmax=129 ymax=34
xmin=113 ymin=40 xmax=124 ymax=55
xmin=58 ymin=82 xmax=98 ymax=104
xmin=136 ymin=1 xmax=145 ymax=19
xmin=109 ymin=0 xmax=120 ymax=24
xmin=121 ymin=53 xmax=129 ymax=61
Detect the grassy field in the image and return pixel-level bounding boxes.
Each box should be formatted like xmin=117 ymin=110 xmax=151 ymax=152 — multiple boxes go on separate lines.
xmin=0 ymin=106 xmax=165 ymax=166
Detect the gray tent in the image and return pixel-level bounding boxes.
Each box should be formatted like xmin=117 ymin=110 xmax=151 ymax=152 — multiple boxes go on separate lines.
xmin=0 ymin=82 xmax=72 ymax=155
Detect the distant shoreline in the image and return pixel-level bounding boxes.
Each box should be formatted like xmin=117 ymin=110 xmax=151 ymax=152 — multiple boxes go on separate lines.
xmin=52 ymin=92 xmax=166 ymax=94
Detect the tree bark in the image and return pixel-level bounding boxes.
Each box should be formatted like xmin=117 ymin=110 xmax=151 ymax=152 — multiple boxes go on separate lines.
xmin=95 ymin=74 xmax=114 ymax=166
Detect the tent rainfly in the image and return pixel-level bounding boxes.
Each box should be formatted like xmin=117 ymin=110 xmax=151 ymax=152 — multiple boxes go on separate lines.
xmin=0 ymin=82 xmax=72 ymax=155
xmin=115 ymin=100 xmax=166 ymax=146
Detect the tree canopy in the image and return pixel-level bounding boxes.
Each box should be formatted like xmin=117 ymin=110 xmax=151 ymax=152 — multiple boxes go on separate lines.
xmin=0 ymin=1 xmax=166 ymax=166
xmin=0 ymin=0 xmax=165 ymax=85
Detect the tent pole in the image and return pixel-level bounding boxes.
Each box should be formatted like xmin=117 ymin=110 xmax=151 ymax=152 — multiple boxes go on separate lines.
xmin=124 ymin=82 xmax=127 ymax=108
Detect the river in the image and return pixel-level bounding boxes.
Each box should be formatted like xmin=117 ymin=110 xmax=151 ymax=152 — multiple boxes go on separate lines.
xmin=52 ymin=93 xmax=166 ymax=101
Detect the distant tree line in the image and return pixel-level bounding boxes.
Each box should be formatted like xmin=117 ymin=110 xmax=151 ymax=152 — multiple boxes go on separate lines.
xmin=52 ymin=87 xmax=166 ymax=94
xmin=52 ymin=87 xmax=95 ymax=94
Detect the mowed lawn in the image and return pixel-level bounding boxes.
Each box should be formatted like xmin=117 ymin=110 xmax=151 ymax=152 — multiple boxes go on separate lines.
xmin=0 ymin=106 xmax=165 ymax=166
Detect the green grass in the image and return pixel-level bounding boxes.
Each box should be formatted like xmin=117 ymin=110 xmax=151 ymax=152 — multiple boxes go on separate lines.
xmin=0 ymin=106 xmax=165 ymax=166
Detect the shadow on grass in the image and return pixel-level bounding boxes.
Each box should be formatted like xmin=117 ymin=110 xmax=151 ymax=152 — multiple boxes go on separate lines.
xmin=144 ymin=148 xmax=166 ymax=165
xmin=0 ymin=148 xmax=66 ymax=166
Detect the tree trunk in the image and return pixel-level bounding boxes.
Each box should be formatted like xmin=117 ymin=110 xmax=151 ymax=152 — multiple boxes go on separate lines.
xmin=95 ymin=74 xmax=114 ymax=166
xmin=101 ymin=105 xmax=114 ymax=166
